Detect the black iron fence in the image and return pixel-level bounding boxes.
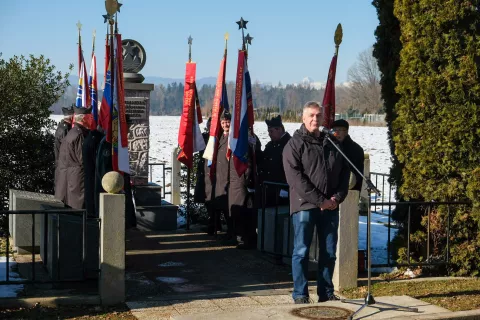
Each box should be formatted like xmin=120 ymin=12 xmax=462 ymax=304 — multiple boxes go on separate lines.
xmin=0 ymin=209 xmax=100 ymax=285
xmin=259 ymin=180 xmax=471 ymax=270
xmin=148 ymin=162 xmax=172 ymax=199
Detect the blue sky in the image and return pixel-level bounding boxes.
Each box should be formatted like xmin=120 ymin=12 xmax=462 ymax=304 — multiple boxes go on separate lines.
xmin=0 ymin=0 xmax=378 ymax=85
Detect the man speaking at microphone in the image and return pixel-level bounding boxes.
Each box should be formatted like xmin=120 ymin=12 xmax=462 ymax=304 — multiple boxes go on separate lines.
xmin=283 ymin=101 xmax=350 ymax=304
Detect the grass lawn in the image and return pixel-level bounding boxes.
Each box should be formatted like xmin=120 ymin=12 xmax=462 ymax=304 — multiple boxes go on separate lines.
xmin=0 ymin=304 xmax=136 ymax=319
xmin=342 ymin=278 xmax=480 ymax=312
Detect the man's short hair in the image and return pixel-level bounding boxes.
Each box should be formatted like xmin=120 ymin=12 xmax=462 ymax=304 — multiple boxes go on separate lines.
xmin=302 ymin=101 xmax=322 ymax=115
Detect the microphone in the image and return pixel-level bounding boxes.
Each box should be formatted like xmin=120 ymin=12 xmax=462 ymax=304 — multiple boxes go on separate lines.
xmin=321 ymin=127 xmax=338 ymax=137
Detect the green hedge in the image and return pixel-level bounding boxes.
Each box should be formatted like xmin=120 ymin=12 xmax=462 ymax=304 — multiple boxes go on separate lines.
xmin=393 ymin=1 xmax=480 ymax=275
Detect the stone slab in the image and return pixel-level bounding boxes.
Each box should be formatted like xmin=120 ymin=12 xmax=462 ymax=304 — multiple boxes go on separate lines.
xmin=9 ymin=189 xmax=64 ymax=253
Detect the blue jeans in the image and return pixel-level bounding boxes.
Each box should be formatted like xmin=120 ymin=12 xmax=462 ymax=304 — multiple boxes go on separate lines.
xmin=291 ymin=207 xmax=339 ymax=300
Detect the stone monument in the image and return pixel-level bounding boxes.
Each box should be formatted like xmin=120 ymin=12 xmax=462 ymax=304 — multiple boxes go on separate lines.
xmin=122 ymin=38 xmax=154 ymax=186
xmin=122 ymin=39 xmax=177 ymax=230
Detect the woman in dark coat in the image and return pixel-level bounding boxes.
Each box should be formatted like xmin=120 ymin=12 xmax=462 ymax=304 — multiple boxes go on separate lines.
xmin=228 ymin=132 xmax=262 ymax=249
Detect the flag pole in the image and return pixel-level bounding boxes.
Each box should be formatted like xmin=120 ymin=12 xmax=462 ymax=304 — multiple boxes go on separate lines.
xmin=186 ymin=35 xmax=193 ymax=231
xmin=76 ymin=21 xmax=82 ymax=76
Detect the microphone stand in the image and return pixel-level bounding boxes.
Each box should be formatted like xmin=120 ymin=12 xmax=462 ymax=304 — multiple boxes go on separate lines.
xmin=322 ymin=132 xmax=419 ymax=320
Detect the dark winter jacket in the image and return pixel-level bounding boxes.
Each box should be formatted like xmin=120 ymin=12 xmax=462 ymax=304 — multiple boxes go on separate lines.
xmin=282 ymin=124 xmax=350 ymax=214
xmin=213 ymin=134 xmax=230 ymax=208
xmin=342 ymin=135 xmax=364 ymax=191
xmin=54 ymin=120 xmax=72 ymax=163
xmin=54 ymin=124 xmax=89 ymax=209
xmin=260 ymin=132 xmax=291 ymax=206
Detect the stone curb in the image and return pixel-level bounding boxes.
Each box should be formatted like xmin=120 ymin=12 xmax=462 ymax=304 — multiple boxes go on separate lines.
xmin=0 ymin=295 xmax=100 ymax=308
xmin=389 ymin=309 xmax=480 ymax=320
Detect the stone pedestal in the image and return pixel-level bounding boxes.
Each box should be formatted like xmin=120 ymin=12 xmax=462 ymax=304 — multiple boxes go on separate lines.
xmin=99 ymin=193 xmax=125 ymax=306
xmin=8 ymin=189 xmax=64 ymax=254
xmin=171 ymin=147 xmax=181 ymax=206
xmin=333 ymin=190 xmax=359 ymax=290
xmin=125 ymin=82 xmax=154 ymax=186
xmin=360 ymin=154 xmax=370 ymax=213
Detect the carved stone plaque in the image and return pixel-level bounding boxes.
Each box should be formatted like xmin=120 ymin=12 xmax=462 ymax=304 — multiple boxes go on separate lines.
xmin=125 ymin=97 xmax=148 ymax=121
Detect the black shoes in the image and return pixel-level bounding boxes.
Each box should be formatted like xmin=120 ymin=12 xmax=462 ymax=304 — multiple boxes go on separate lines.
xmin=318 ymin=294 xmax=341 ymax=303
xmin=294 ymin=297 xmax=310 ymax=304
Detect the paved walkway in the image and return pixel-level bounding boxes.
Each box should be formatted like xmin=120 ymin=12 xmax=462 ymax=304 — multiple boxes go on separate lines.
xmin=124 ymin=226 xmax=458 ymax=320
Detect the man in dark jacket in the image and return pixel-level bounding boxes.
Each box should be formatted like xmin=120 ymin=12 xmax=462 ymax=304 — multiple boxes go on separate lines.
xmin=283 ymin=101 xmax=350 ymax=304
xmin=55 ymin=107 xmax=91 ymax=209
xmin=260 ymin=115 xmax=291 ymax=207
xmin=54 ymin=105 xmax=74 ymax=163
xmin=332 ymin=119 xmax=365 ymax=191
xmin=213 ymin=112 xmax=234 ymax=240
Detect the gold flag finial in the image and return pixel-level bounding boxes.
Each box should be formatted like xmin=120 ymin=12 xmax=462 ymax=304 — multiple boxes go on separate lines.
xmin=334 ymin=23 xmax=343 ymax=47
xmin=224 ymin=32 xmax=229 ymax=41
xmin=105 ymin=0 xmax=118 ymax=15
xmin=76 ymin=20 xmax=82 ymax=32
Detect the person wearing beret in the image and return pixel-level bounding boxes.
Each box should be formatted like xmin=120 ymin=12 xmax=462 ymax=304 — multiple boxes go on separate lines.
xmin=55 ymin=107 xmax=91 ymax=209
xmin=332 ymin=119 xmax=365 ymax=191
xmin=260 ymin=115 xmax=291 ymax=207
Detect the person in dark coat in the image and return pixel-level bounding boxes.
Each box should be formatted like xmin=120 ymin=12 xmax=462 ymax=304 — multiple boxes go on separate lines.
xmin=213 ymin=112 xmax=234 ymax=240
xmin=283 ymin=101 xmax=350 ymax=304
xmin=54 ymin=105 xmax=74 ymax=163
xmin=229 ymin=129 xmax=262 ymax=250
xmin=260 ymin=115 xmax=291 ymax=207
xmin=55 ymin=107 xmax=91 ymax=209
xmin=83 ymin=127 xmax=105 ymax=217
xmin=332 ymin=119 xmax=365 ymax=191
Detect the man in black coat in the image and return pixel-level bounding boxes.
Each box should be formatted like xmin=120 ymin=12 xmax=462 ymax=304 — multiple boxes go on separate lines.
xmin=54 ymin=105 xmax=74 ymax=164
xmin=260 ymin=115 xmax=291 ymax=207
xmin=283 ymin=101 xmax=350 ymax=304
xmin=332 ymin=119 xmax=365 ymax=191
xmin=55 ymin=107 xmax=91 ymax=209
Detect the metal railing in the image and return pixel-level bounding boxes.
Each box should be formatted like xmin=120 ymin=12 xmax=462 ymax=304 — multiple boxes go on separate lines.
xmin=258 ymin=180 xmax=471 ymax=270
xmin=370 ymin=200 xmax=471 ymax=268
xmin=148 ymin=162 xmax=172 ymax=199
xmin=0 ymin=209 xmax=100 ymax=285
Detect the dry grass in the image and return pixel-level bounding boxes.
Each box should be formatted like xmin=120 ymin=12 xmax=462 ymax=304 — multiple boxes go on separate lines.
xmin=342 ymin=278 xmax=480 ymax=311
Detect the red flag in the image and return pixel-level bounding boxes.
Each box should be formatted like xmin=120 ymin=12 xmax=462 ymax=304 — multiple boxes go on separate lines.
xmin=177 ymin=63 xmax=197 ymax=168
xmin=322 ymin=55 xmax=338 ymax=129
xmin=203 ymin=55 xmax=227 ymax=181
xmin=98 ymin=34 xmax=112 ymax=139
